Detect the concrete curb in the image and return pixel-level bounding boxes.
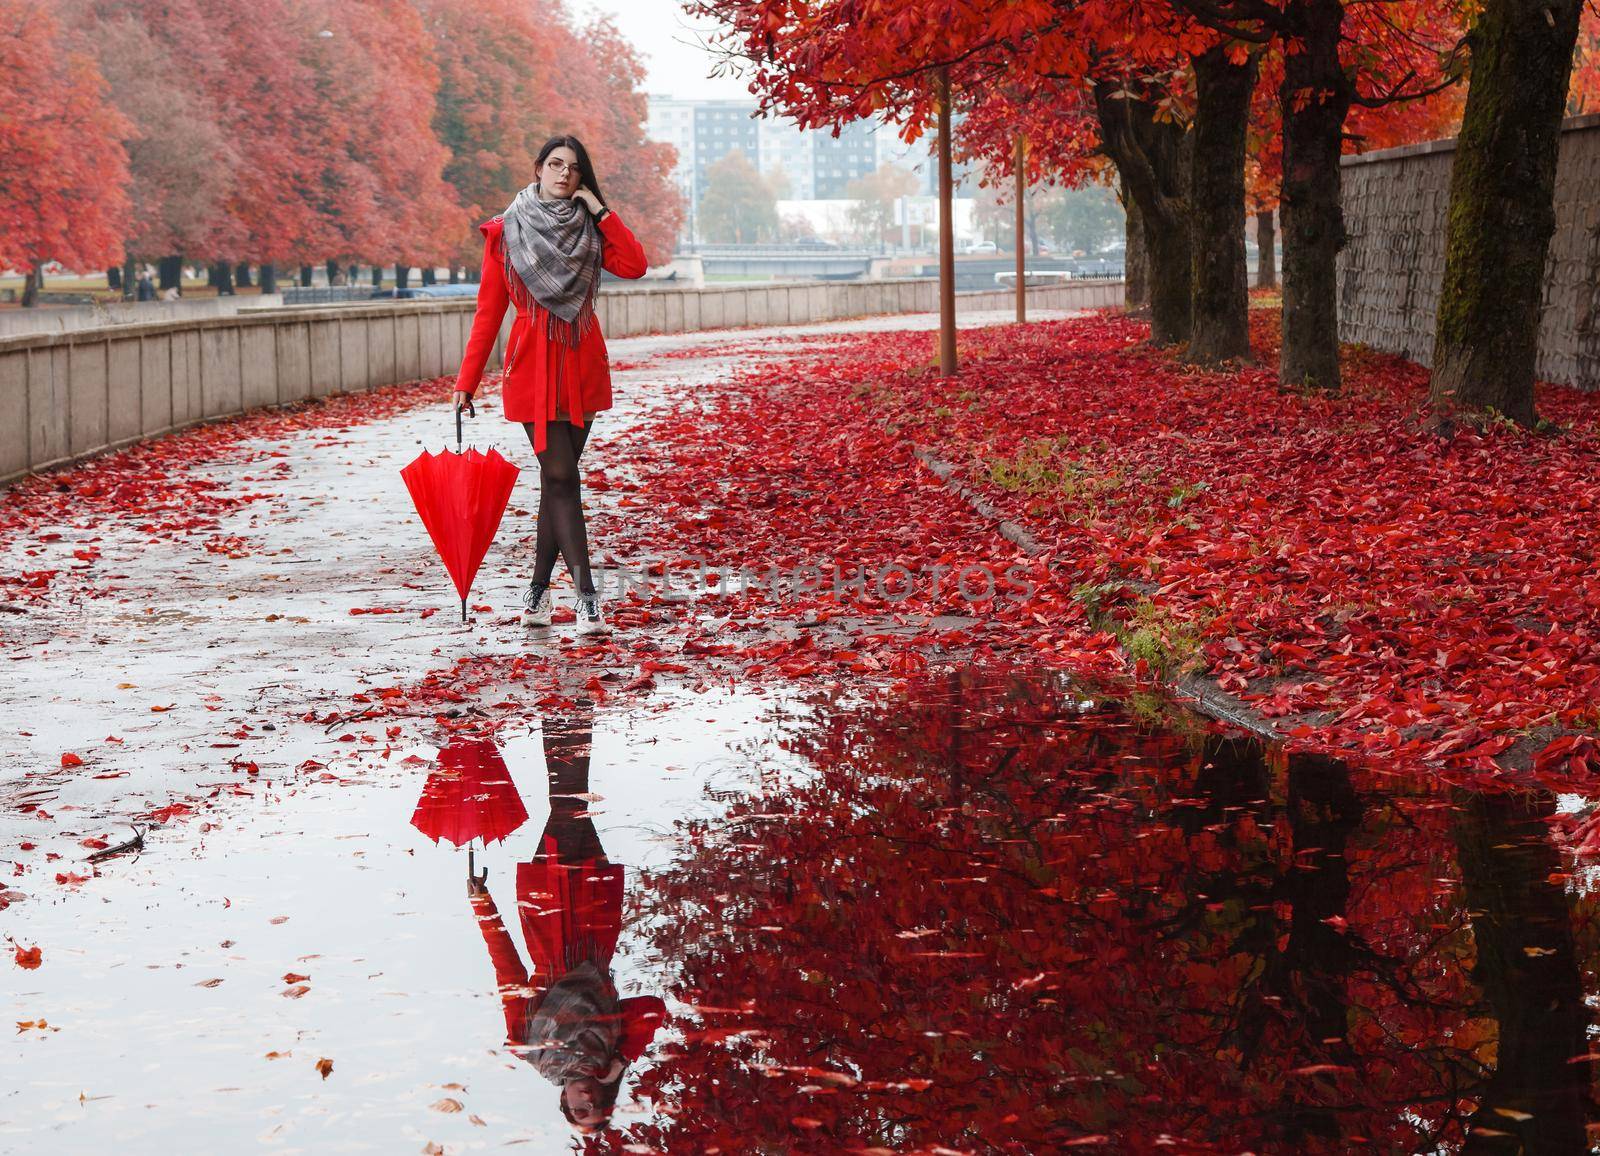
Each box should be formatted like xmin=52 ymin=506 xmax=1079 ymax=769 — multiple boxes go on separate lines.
xmin=911 ymin=442 xmax=1288 ymax=745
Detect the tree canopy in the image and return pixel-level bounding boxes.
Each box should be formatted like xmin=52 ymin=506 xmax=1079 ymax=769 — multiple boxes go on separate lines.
xmin=4 ymin=0 xmax=682 ymax=277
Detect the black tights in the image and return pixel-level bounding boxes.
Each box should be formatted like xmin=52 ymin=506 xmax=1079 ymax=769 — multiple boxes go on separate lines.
xmin=539 ymin=705 xmax=605 ymax=864
xmin=525 ymin=418 xmax=595 ymax=595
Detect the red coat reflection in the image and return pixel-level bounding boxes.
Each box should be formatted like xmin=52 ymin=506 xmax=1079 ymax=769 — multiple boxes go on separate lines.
xmin=468 ymin=706 xmax=665 ymax=1131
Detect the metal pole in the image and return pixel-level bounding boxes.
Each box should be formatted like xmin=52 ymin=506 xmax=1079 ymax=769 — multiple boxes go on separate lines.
xmin=1014 ymin=135 xmax=1026 ymax=324
xmin=936 ymin=66 xmax=957 ymax=377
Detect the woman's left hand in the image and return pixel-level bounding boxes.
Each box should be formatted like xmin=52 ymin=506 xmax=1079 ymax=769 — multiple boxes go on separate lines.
xmin=575 ymin=185 xmax=605 ymax=216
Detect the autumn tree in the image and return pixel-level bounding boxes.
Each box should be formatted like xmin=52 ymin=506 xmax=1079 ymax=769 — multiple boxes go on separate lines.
xmin=1186 ymin=44 xmax=1259 ymax=361
xmin=698 ymin=150 xmax=780 ymax=244
xmin=958 ymin=79 xmax=1109 ymax=259
xmin=845 ymin=163 xmax=919 ymax=250
xmin=0 ymin=0 xmax=131 ymax=306
xmin=416 ymin=1 xmax=679 ymax=269
xmin=416 ymin=0 xmax=574 ymax=272
xmin=312 ymin=0 xmax=464 ymax=278
xmin=1091 ymin=67 xmax=1197 ymax=347
xmin=1428 ymin=0 xmax=1584 ymax=427
xmin=57 ymin=4 xmax=236 ymax=296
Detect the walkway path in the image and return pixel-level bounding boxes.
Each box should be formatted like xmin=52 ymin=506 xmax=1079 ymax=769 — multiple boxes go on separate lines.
xmin=1 ymin=307 xmax=1081 ymax=1150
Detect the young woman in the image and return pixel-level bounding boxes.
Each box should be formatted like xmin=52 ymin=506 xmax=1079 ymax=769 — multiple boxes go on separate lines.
xmin=453 ymin=136 xmax=649 ymax=635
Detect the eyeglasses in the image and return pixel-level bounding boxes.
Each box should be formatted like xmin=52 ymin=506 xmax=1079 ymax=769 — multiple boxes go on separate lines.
xmin=543 ymin=158 xmax=579 ymax=175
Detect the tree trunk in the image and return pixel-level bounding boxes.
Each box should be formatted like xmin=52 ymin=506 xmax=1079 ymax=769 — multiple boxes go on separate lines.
xmin=234 ymin=261 xmax=253 ymax=289
xmin=347 ymin=263 xmax=359 ymax=286
xmin=1453 ymin=790 xmax=1590 ymax=1153
xmin=212 ymin=261 xmax=235 ymax=296
xmin=395 ymin=263 xmax=413 ymax=290
xmin=123 ymin=255 xmax=139 ymax=299
xmin=157 ymin=255 xmax=183 ymax=294
xmin=1122 ymin=180 xmax=1151 ymax=316
xmin=421 ymin=266 xmax=437 ymax=286
xmin=1278 ymin=0 xmax=1350 ymax=390
xmin=20 ymin=262 xmax=42 ymax=308
xmin=1144 ymin=214 xmax=1191 ymax=345
xmin=448 ymin=265 xmax=460 ymax=285
xmin=370 ymin=266 xmax=383 ymax=288
xmin=1095 ymin=81 xmax=1190 ymax=344
xmin=258 ymin=263 xmax=277 ymax=294
xmin=1429 ymin=0 xmax=1581 ymax=427
xmin=106 ymin=265 xmax=123 ymax=292
xmin=1188 ymin=45 xmax=1258 ymax=364
xmin=298 ymin=264 xmax=313 ymax=287
xmin=1255 ymin=209 xmax=1277 ymax=290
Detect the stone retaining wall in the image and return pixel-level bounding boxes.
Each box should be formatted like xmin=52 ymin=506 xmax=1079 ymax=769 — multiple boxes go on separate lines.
xmin=1339 ymin=113 xmax=1600 ymax=388
xmin=0 ymin=277 xmax=1122 ymax=485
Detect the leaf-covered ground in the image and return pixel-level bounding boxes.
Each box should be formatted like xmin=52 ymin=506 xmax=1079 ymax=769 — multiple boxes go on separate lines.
xmin=599 ymin=308 xmax=1600 ymax=784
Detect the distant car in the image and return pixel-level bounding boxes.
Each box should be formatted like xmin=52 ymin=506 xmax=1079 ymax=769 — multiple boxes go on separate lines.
xmin=963 ymin=241 xmax=999 ymax=255
xmin=794 ymin=237 xmax=841 ymax=249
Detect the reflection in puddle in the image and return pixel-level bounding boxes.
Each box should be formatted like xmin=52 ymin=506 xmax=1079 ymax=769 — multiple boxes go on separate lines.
xmin=623 ymin=668 xmax=1599 ymax=1154
xmin=449 ymin=705 xmax=665 ymax=1134
xmin=7 ymin=668 xmax=1599 ymax=1153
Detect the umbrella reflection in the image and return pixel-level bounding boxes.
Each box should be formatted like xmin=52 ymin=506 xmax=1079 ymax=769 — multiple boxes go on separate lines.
xmin=465 ymin=702 xmax=665 ymax=1134
xmin=410 ymin=738 xmax=529 ymax=848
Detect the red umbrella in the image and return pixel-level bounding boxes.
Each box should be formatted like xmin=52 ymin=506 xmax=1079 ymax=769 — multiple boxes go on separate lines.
xmin=410 ymin=738 xmax=529 ymax=848
xmin=401 ymin=405 xmax=519 ymax=622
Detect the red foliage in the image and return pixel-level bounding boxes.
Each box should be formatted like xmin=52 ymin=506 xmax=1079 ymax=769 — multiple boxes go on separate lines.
xmin=0 ymin=0 xmax=131 ymax=271
xmin=598 ymin=313 xmax=1600 ymax=782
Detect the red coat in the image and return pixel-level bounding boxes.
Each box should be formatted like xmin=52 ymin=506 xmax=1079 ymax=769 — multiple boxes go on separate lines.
xmin=470 ymin=837 xmax=666 ymax=1063
xmin=454 ymin=210 xmax=649 ymax=454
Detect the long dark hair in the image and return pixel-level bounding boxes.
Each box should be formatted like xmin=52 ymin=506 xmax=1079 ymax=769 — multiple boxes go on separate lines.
xmin=537 ymin=135 xmax=606 ymax=209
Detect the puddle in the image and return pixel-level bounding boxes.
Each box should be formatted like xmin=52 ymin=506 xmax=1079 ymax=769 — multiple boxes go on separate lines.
xmin=6 ymin=667 xmax=1598 ymax=1153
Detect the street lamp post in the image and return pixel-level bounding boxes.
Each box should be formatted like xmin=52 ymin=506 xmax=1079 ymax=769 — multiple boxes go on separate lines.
xmin=1015 ymin=135 xmax=1026 ymax=324
xmin=936 ymin=66 xmax=956 ymax=377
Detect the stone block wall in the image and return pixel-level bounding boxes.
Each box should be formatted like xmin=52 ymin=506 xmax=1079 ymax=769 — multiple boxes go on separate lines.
xmin=1 ymin=277 xmax=1123 ymax=485
xmin=1338 ymin=113 xmax=1600 ymax=389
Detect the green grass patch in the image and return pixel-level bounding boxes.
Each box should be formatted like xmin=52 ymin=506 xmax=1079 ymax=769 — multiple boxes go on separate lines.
xmin=1122 ymin=597 xmax=1208 ymax=678
xmin=984 ymin=436 xmax=1124 ymax=519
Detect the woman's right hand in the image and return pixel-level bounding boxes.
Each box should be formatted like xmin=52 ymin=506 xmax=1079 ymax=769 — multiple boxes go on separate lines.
xmin=453 ymin=390 xmax=474 ymax=417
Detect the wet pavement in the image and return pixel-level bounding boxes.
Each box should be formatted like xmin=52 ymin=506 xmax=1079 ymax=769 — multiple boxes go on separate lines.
xmin=6 ymin=312 xmax=1600 ymax=1153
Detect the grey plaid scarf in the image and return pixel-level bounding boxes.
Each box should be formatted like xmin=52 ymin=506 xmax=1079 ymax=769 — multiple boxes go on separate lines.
xmin=500 ymin=180 xmax=602 ymax=349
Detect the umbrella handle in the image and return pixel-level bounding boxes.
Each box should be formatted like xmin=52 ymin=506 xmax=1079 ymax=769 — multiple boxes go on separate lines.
xmin=455 ymin=398 xmax=475 ymax=452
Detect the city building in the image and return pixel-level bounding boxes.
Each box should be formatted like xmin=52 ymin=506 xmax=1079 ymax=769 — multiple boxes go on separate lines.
xmin=645 ymin=94 xmax=977 ymax=246
xmin=757 ymin=115 xmax=815 ymax=200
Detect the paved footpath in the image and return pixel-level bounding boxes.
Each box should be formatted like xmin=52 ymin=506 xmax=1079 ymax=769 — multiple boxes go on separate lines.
xmin=0 ymin=308 xmax=1073 ymax=1152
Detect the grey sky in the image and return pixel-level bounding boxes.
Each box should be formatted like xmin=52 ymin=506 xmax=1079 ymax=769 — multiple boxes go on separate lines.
xmin=565 ymin=0 xmax=754 ymax=102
